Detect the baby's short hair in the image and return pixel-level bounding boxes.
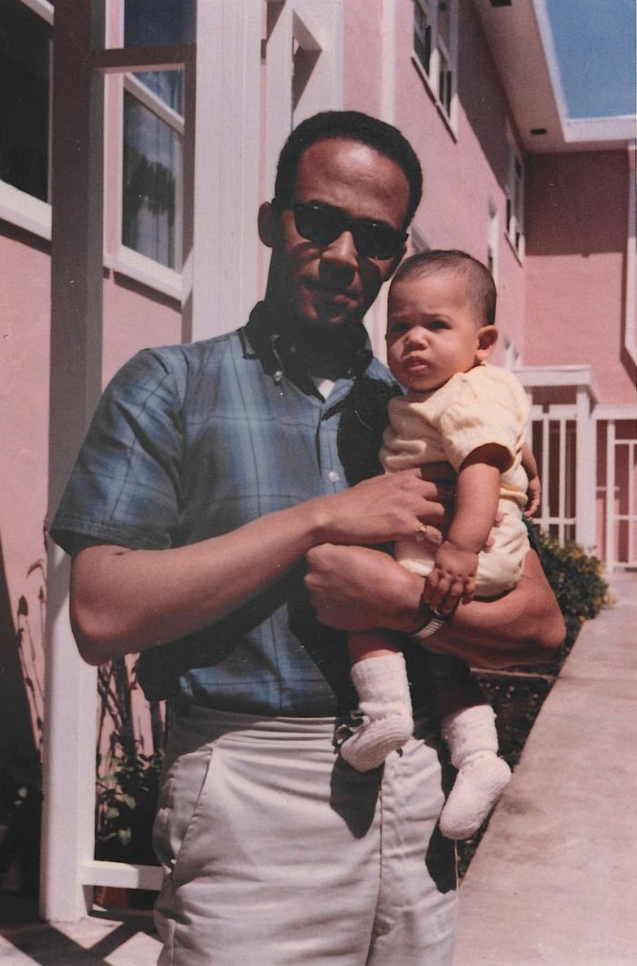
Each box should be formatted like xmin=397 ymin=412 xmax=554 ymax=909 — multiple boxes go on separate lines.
xmin=392 ymin=249 xmax=497 ymax=326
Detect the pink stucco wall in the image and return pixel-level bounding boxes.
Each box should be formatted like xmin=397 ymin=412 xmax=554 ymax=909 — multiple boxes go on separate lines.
xmin=343 ymin=1 xmax=527 ymax=364
xmin=343 ymin=0 xmax=384 ymax=119
xmin=0 ymin=237 xmax=181 ymax=630
xmin=1 ymin=235 xmax=51 ymax=616
xmin=102 ymin=274 xmax=181 ymax=384
xmin=525 ymin=150 xmax=634 ymax=405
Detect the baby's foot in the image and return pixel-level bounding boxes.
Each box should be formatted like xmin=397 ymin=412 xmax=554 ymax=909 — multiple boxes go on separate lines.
xmin=439 ymin=752 xmax=511 ymax=840
xmin=340 ymin=713 xmax=413 ymax=772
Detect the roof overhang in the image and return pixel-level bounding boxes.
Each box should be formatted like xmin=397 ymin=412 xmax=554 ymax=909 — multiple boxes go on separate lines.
xmin=472 ymin=0 xmax=636 ymax=153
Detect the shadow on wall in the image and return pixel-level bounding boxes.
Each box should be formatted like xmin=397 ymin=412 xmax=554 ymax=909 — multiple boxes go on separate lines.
xmin=0 ymin=532 xmax=44 ymax=896
xmin=0 ymin=534 xmax=40 ymax=758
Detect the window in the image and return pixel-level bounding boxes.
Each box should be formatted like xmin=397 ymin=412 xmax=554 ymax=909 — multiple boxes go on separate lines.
xmin=122 ymin=76 xmax=183 ymax=270
xmin=413 ymin=0 xmax=457 ymax=124
xmin=120 ymin=0 xmax=190 ymax=271
xmin=506 ymin=141 xmax=525 ymax=258
xmin=0 ymin=0 xmax=52 ymax=202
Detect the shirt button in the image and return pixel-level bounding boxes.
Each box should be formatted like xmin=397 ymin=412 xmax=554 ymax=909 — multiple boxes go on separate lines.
xmin=328 ymin=470 xmax=340 ymax=483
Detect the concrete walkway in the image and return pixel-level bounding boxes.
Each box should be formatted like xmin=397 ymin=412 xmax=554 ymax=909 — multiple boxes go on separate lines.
xmin=454 ymin=570 xmax=637 ymax=966
xmin=1 ymin=572 xmax=635 ymax=965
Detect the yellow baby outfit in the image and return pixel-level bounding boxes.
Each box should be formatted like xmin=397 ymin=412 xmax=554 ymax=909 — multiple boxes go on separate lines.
xmin=381 ymin=363 xmax=531 ymax=597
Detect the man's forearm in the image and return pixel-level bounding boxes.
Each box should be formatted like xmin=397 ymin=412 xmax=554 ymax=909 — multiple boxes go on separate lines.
xmin=71 ymin=469 xmax=450 ymax=665
xmin=305 ymin=544 xmax=564 ymax=668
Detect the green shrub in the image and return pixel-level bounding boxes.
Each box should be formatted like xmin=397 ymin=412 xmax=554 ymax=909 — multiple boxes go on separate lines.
xmin=533 ymin=526 xmax=612 ymax=651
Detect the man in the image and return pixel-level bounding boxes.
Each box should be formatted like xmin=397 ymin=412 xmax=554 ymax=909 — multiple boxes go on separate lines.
xmin=51 ymin=111 xmax=563 ymax=965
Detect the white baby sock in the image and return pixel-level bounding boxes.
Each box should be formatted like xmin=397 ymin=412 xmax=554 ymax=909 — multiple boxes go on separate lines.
xmin=439 ymin=704 xmax=511 ymax=840
xmin=340 ymin=651 xmax=414 ymax=772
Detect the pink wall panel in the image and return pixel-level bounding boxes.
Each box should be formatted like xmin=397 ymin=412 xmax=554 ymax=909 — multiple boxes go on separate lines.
xmin=0 ymin=236 xmax=51 ymax=624
xmin=525 ymin=151 xmax=634 ymax=404
xmin=343 ymin=0 xmax=384 ymax=118
xmin=102 ymin=274 xmax=182 ymax=385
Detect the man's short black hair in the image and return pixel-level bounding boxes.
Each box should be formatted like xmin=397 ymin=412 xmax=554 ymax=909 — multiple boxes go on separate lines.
xmin=274 ymin=111 xmax=423 ymax=228
xmin=392 ymin=250 xmax=498 ymax=327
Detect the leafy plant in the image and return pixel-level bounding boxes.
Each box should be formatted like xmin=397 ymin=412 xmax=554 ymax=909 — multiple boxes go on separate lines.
xmin=532 ymin=526 xmax=612 ymax=654
xmin=95 ymin=659 xmax=166 ymax=869
xmin=0 ymin=748 xmax=42 ymax=895
xmin=95 ymin=743 xmax=163 ymax=866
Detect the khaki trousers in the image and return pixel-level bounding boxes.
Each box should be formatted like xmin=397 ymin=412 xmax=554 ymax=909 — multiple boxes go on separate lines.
xmin=153 ymin=706 xmax=457 ymax=966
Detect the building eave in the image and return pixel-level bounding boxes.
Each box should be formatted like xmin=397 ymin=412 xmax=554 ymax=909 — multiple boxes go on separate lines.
xmin=472 ymin=0 xmax=636 ymax=154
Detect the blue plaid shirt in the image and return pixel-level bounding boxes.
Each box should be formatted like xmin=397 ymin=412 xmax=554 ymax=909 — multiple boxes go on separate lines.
xmin=51 ymin=306 xmax=407 ymax=716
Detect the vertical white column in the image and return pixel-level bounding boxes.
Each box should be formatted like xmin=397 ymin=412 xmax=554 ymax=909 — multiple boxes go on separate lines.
xmin=605 ymin=419 xmax=616 ymax=572
xmin=575 ymin=386 xmax=596 ymax=552
xmin=41 ymin=0 xmax=105 ymax=922
xmin=381 ymin=0 xmax=397 ymax=125
xmin=624 ymin=144 xmax=636 ymax=366
xmin=182 ymin=0 xmax=262 ymax=342
xmin=364 ymin=0 xmax=398 ymax=359
xmin=263 ymin=2 xmax=294 ymax=202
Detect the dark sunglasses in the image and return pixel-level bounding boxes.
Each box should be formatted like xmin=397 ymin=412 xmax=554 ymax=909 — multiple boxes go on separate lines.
xmin=288 ymin=202 xmax=407 ymax=260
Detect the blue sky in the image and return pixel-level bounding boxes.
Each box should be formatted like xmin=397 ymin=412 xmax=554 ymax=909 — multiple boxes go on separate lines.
xmin=545 ymin=0 xmax=636 ymax=118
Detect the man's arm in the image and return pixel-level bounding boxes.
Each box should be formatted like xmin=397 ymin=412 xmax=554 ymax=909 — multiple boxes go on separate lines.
xmin=304 ymin=543 xmax=564 ymax=668
xmin=70 ymin=468 xmax=451 ymax=665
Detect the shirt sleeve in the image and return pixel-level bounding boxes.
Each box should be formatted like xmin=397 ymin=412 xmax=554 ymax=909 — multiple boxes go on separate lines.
xmin=50 ymin=348 xmax=185 ymax=555
xmin=437 ymin=367 xmax=529 ymax=472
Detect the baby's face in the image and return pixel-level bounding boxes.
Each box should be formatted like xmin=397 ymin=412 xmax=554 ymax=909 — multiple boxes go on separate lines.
xmin=386 ymin=271 xmax=487 ymax=393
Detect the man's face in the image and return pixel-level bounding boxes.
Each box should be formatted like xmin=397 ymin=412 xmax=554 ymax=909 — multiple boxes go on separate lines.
xmin=260 ymin=138 xmax=411 ymax=330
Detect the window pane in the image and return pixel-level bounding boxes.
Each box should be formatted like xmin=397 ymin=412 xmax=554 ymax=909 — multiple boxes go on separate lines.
xmin=134 ymin=70 xmax=184 ymax=114
xmin=438 ymin=52 xmax=452 ymax=115
xmin=125 ymin=0 xmax=190 ymax=112
xmin=122 ymin=91 xmax=182 ymax=270
xmin=0 ymin=0 xmax=50 ymax=201
xmin=124 ymin=0 xmax=195 ymax=47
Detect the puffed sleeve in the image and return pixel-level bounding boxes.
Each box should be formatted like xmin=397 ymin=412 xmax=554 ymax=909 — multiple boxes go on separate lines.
xmin=50 ymin=348 xmax=186 ymax=554
xmin=437 ymin=367 xmax=529 ymax=472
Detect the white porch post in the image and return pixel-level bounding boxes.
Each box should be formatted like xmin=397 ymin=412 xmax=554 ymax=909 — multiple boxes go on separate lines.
xmin=182 ymin=0 xmax=262 ymax=343
xmin=263 ymin=0 xmax=344 ymax=201
xmin=605 ymin=419 xmax=617 ymax=571
xmin=575 ymin=385 xmax=596 ymax=552
xmin=41 ymin=0 xmax=106 ymax=921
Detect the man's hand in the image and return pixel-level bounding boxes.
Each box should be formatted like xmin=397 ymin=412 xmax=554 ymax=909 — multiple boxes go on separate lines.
xmin=315 ymin=467 xmax=453 ymax=548
xmin=421 ymin=540 xmax=479 ymax=614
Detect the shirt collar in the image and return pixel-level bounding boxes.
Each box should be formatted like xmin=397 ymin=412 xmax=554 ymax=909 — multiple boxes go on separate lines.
xmin=241 ymin=302 xmax=374 ymax=396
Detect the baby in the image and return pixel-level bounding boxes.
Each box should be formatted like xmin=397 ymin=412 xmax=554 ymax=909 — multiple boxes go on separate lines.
xmin=340 ymin=250 xmax=540 ymax=840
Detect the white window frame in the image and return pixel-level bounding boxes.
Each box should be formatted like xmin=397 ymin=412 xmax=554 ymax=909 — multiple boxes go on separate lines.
xmin=411 ymin=0 xmax=458 ymax=132
xmin=111 ymin=70 xmax=185 ymax=299
xmin=0 ymin=0 xmax=54 ymax=239
xmin=505 ymin=137 xmax=525 ymax=260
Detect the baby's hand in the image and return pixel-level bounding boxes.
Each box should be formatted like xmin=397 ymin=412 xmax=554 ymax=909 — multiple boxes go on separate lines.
xmin=421 ymin=541 xmax=479 ymax=614
xmin=525 ymin=473 xmax=541 ymax=518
